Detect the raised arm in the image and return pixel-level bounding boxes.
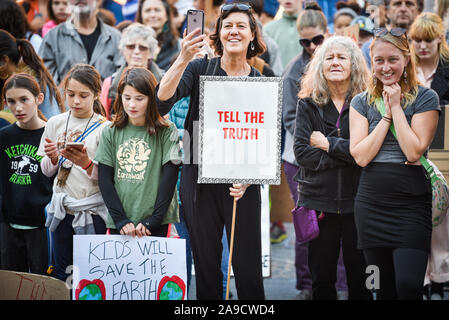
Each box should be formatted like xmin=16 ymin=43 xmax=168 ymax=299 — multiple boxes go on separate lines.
xmin=157 ymin=28 xmax=207 ymax=102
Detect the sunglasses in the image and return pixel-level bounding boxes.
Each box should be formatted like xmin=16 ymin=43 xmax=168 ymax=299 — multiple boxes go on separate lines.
xmin=373 ymin=27 xmax=407 ymax=38
xmin=125 ymin=44 xmax=149 ymax=52
xmin=299 ymin=34 xmax=325 ymax=48
xmin=221 ymin=3 xmax=252 ymax=13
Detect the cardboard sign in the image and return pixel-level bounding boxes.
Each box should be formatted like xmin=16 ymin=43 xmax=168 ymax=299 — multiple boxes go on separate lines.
xmin=72 ymin=235 xmax=187 ymax=300
xmin=198 ymin=76 xmax=283 ymax=185
xmin=342 ymin=23 xmax=359 ymax=44
xmin=0 ymin=270 xmax=70 ymax=300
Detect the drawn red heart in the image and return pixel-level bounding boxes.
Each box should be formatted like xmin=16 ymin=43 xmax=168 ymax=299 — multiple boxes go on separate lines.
xmin=75 ymin=279 xmax=106 ymax=300
xmin=157 ymin=275 xmax=186 ymax=300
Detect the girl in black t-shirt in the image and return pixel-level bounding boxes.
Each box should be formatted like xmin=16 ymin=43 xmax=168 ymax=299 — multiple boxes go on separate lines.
xmin=0 ymin=73 xmax=54 ymax=274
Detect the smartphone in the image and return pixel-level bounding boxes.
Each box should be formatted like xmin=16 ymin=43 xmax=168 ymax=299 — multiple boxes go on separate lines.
xmin=65 ymin=142 xmax=84 ymax=150
xmin=186 ymin=9 xmax=204 ymax=38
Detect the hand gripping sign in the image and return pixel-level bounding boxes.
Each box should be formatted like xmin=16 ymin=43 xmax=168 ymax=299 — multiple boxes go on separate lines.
xmin=198 ymin=76 xmax=283 ymax=185
xmin=198 ymin=76 xmax=283 ymax=299
xmin=72 ymin=235 xmax=187 ymax=300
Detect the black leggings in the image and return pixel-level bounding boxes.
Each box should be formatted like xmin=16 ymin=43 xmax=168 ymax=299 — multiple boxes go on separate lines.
xmin=363 ymin=247 xmax=429 ymax=300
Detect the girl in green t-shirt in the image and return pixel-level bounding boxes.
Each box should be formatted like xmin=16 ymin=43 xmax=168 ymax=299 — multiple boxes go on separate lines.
xmin=96 ymin=67 xmax=181 ymax=238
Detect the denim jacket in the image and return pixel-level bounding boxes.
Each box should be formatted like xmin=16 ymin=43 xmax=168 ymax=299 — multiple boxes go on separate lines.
xmin=39 ymin=18 xmax=124 ymax=84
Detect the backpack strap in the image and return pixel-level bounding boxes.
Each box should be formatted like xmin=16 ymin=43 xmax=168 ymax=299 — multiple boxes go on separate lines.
xmin=205 ymin=56 xmax=220 ymax=76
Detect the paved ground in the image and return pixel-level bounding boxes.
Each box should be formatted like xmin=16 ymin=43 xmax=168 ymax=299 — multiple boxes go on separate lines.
xmin=187 ymin=222 xmax=449 ymax=300
xmin=187 ymin=222 xmax=299 ymax=300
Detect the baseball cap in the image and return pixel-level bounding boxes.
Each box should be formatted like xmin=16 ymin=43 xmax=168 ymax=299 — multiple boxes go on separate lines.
xmin=351 ymin=16 xmax=375 ymax=34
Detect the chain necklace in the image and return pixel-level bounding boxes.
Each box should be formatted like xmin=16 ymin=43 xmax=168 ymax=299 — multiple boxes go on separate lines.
xmin=61 ymin=110 xmax=95 ymax=167
xmin=57 ymin=110 xmax=95 ymax=187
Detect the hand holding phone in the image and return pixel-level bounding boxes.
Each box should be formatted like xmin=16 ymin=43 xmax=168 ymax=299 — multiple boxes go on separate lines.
xmin=186 ymin=9 xmax=205 ymax=38
xmin=65 ymin=142 xmax=85 ymax=151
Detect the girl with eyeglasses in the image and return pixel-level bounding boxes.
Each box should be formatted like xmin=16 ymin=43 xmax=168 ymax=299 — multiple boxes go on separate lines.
xmin=410 ymin=12 xmax=449 ymax=300
xmin=350 ymin=25 xmax=440 ymax=300
xmin=156 ymin=3 xmax=266 ymax=300
xmin=100 ymin=23 xmax=164 ymax=120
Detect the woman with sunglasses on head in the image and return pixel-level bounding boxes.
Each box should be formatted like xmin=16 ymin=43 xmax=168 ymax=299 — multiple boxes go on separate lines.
xmin=294 ymin=35 xmax=372 ymax=300
xmin=156 ymin=3 xmax=266 ymax=300
xmin=100 ymin=23 xmax=164 ymax=120
xmin=410 ymin=12 xmax=449 ymax=300
xmin=350 ymin=27 xmax=440 ymax=300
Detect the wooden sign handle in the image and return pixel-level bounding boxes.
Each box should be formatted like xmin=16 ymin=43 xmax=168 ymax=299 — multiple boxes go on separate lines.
xmin=225 ymin=197 xmax=237 ymax=300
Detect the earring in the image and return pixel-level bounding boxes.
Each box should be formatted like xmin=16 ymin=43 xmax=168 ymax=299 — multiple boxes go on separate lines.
xmin=250 ymin=41 xmax=255 ymax=51
xmin=373 ymin=72 xmax=377 ymax=86
xmin=403 ymin=69 xmax=408 ymax=84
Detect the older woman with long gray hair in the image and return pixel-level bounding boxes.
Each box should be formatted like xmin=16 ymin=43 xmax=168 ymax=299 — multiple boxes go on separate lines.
xmin=100 ymin=22 xmax=164 ymax=119
xmin=293 ymin=35 xmax=372 ymax=300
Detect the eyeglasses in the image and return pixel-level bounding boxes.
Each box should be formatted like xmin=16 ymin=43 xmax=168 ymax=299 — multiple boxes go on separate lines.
xmin=125 ymin=44 xmax=150 ymax=52
xmin=221 ymin=3 xmax=252 ymax=13
xmin=299 ymin=34 xmax=325 ymax=48
xmin=373 ymin=27 xmax=407 ymax=38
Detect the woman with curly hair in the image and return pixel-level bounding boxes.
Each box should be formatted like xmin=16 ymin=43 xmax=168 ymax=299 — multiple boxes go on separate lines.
xmin=156 ymin=3 xmax=267 ymax=300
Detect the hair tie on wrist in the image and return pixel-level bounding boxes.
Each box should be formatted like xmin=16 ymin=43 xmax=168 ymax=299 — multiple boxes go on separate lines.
xmin=83 ymin=160 xmax=93 ymax=170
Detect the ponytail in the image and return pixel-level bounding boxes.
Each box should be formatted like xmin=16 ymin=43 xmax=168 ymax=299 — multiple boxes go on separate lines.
xmin=93 ymin=98 xmax=106 ymax=117
xmin=62 ymin=64 xmax=105 ymax=117
xmin=16 ymin=38 xmax=65 ymax=113
xmin=38 ymin=109 xmax=47 ymax=122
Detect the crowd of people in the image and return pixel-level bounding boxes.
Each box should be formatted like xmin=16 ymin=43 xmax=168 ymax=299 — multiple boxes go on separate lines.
xmin=0 ymin=0 xmax=448 ymax=301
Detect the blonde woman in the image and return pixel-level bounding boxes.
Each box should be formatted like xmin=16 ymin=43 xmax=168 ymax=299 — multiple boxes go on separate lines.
xmin=294 ymin=36 xmax=371 ymax=300
xmin=410 ymin=12 xmax=449 ymax=300
xmin=350 ymin=28 xmax=440 ymax=300
xmin=411 ymin=13 xmax=449 ymax=104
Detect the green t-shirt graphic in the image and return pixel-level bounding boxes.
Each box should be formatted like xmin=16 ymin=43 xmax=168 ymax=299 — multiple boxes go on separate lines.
xmin=95 ymin=121 xmax=182 ymax=229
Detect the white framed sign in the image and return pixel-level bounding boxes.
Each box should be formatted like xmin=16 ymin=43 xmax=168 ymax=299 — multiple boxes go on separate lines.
xmin=72 ymin=235 xmax=187 ymax=300
xmin=198 ymin=76 xmax=283 ymax=185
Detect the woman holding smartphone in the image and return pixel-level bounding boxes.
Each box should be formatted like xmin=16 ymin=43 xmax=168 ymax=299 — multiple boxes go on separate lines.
xmin=156 ymin=3 xmax=266 ymax=300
